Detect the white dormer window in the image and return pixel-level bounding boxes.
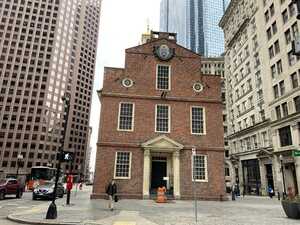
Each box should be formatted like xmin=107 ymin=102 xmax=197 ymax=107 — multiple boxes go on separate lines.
xmin=156 ymin=65 xmax=170 ymax=90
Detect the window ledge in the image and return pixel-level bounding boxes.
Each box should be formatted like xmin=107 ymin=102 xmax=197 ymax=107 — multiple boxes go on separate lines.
xmin=193 ymin=179 xmax=208 ymax=183
xmin=117 ymin=129 xmax=134 ymax=132
xmin=114 ymin=177 xmax=131 ymax=180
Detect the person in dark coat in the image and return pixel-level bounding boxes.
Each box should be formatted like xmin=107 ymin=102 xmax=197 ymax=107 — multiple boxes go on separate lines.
xmin=268 ymin=185 xmax=274 ymax=198
xmin=106 ymin=179 xmax=117 ymax=210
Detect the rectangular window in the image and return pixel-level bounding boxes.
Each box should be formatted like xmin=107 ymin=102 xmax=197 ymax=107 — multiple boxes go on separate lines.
xmin=192 ymin=155 xmax=207 ymax=182
xmin=282 ymin=102 xmax=288 ymax=117
xmin=279 ymin=126 xmax=292 ymax=147
xmin=291 ymin=73 xmax=299 ymax=88
xmin=156 ymin=65 xmax=170 ymax=90
xmin=271 ymin=65 xmax=276 ymax=78
xmin=274 ymin=40 xmax=280 ymax=54
xmin=275 ymin=106 xmax=281 ymax=120
xmin=191 ymin=107 xmax=205 ymax=135
xmin=288 ymin=51 xmax=296 ymax=66
xmin=277 ymin=60 xmax=283 ymax=74
xmin=272 ymin=22 xmax=277 ymax=34
xmin=292 ymin=22 xmax=299 ymax=39
xmin=267 ymin=28 xmax=272 ymax=40
xmin=282 ymin=9 xmax=288 ymax=24
xmin=294 ymin=96 xmax=300 ymax=112
xmin=285 ymin=29 xmax=291 ymax=44
xmin=273 ymin=85 xmax=279 ymax=98
xmin=268 ymin=46 xmax=274 ymax=59
xmin=156 ymin=105 xmax=170 ymax=132
xmin=114 ymin=152 xmax=131 ymax=179
xmin=279 ymin=80 xmax=285 ymax=95
xmin=118 ymin=103 xmax=134 ymax=131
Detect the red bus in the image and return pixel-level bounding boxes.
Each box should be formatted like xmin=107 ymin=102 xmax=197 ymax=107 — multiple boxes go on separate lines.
xmin=27 ymin=166 xmax=56 ymax=190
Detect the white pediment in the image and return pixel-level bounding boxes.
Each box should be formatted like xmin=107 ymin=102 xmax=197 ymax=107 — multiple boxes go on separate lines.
xmin=141 ymin=135 xmax=184 ymax=151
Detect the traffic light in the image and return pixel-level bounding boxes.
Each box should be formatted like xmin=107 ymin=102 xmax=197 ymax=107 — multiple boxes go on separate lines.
xmin=293 ymin=0 xmax=300 ymax=19
xmin=57 ymin=151 xmax=74 ymax=162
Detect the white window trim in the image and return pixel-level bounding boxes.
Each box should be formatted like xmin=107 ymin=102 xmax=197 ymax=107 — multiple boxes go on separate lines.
xmin=191 ymin=154 xmax=208 ymax=182
xmin=155 ymin=104 xmax=171 ymax=133
xmin=156 ymin=64 xmax=171 ymax=91
xmin=190 ymin=106 xmax=206 ymax=135
xmin=114 ymin=151 xmax=132 ymax=180
xmin=117 ymin=102 xmax=135 ymax=132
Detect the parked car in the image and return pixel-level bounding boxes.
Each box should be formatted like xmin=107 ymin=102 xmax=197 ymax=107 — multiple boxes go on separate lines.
xmin=0 ymin=178 xmax=23 ymax=200
xmin=32 ymin=181 xmax=64 ymax=200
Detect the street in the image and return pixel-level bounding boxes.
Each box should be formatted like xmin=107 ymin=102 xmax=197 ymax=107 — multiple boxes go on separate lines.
xmin=0 ymin=192 xmax=43 ymax=225
xmin=1 ymin=186 xmax=299 ymax=225
xmin=0 ymin=185 xmax=85 ymax=225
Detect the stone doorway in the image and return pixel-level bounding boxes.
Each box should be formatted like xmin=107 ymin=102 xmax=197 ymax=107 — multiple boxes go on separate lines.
xmin=141 ymin=135 xmax=183 ymax=199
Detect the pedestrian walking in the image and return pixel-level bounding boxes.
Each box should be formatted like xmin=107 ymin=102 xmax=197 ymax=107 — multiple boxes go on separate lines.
xmin=268 ymin=186 xmax=274 ymax=199
xmin=106 ymin=179 xmax=117 ymax=211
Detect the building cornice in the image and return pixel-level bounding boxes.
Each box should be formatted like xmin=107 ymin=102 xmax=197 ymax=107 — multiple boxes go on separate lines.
xmin=99 ymin=92 xmax=222 ymax=104
xmin=227 ymin=120 xmax=271 ymax=139
xmin=270 ymin=112 xmax=300 ymax=128
xmin=219 ymin=0 xmax=239 ymax=28
xmin=226 ymin=18 xmax=249 ymax=49
xmin=269 ymin=86 xmax=300 ymax=106
xmin=97 ymin=142 xmax=224 ymax=152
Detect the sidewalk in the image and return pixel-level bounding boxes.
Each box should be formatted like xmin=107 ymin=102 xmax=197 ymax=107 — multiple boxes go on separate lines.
xmin=7 ymin=188 xmax=300 ymax=225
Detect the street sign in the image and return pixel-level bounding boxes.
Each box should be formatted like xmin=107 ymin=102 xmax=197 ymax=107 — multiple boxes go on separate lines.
xmin=293 ymin=150 xmax=300 ymax=157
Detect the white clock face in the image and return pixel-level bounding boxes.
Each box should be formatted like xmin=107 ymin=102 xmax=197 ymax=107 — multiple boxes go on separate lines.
xmin=159 ymin=45 xmax=171 ymax=60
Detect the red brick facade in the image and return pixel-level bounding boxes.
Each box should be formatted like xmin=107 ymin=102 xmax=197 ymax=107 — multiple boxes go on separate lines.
xmin=91 ymin=32 xmax=225 ymax=200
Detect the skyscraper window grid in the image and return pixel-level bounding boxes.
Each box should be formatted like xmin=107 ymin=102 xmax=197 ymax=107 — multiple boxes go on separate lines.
xmin=160 ymin=0 xmax=231 ymax=56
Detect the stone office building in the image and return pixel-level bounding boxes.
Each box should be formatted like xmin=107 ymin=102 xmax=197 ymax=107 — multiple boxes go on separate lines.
xmin=92 ymin=31 xmax=225 ymax=200
xmin=0 ymin=0 xmax=101 ymax=177
xmin=220 ymin=0 xmax=300 ymax=196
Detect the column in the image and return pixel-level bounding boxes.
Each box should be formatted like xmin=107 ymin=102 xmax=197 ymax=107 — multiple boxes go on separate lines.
xmin=143 ymin=149 xmax=150 ymax=198
xmin=173 ymin=150 xmax=180 ymax=199
xmin=295 ymin=157 xmax=300 ymax=194
xmin=291 ymin=122 xmax=300 ymax=193
xmin=238 ymin=160 xmax=244 ymax=194
xmin=258 ymin=159 xmax=267 ymax=195
xmin=273 ymin=155 xmax=282 ymax=194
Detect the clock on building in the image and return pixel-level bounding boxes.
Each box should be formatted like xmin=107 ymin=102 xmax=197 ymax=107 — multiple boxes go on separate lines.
xmin=153 ymin=44 xmax=175 ymax=61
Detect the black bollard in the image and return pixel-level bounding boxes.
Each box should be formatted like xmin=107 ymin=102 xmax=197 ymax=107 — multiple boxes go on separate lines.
xmin=46 ymin=202 xmax=57 ymax=219
xmin=277 ymin=191 xmax=280 ymax=201
xmin=232 ymin=191 xmax=236 ymax=201
xmin=66 ymin=189 xmax=71 ymax=205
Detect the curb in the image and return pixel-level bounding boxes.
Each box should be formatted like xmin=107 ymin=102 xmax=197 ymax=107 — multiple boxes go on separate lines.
xmin=7 ymin=214 xmax=81 ymax=225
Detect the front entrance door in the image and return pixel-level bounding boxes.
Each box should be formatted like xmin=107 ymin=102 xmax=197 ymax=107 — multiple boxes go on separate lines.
xmin=151 ymin=160 xmax=167 ymax=190
xmin=265 ymin=164 xmax=274 ymax=189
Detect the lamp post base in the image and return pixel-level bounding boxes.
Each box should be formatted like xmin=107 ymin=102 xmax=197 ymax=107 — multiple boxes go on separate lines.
xmin=46 ymin=202 xmax=57 ymax=219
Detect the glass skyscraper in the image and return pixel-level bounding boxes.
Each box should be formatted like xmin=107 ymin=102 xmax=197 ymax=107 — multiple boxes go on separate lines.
xmin=160 ymin=0 xmax=230 ymax=57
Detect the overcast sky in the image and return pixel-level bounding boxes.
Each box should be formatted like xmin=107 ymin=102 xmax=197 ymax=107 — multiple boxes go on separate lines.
xmin=89 ymin=0 xmax=161 ymax=171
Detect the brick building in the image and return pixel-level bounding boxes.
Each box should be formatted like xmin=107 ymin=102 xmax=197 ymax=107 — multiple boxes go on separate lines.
xmin=91 ymin=31 xmax=225 ymax=200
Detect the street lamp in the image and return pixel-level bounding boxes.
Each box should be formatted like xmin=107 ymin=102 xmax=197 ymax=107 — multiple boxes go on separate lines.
xmin=279 ymin=154 xmax=286 ymax=199
xmin=191 ymin=147 xmax=198 ymax=223
xmin=16 ymin=154 xmax=23 ymax=178
xmin=46 ymin=93 xmax=71 ymax=220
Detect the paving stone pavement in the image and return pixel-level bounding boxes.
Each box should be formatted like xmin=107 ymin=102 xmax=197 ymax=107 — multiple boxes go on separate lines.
xmin=6 ymin=187 xmax=300 ymax=225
